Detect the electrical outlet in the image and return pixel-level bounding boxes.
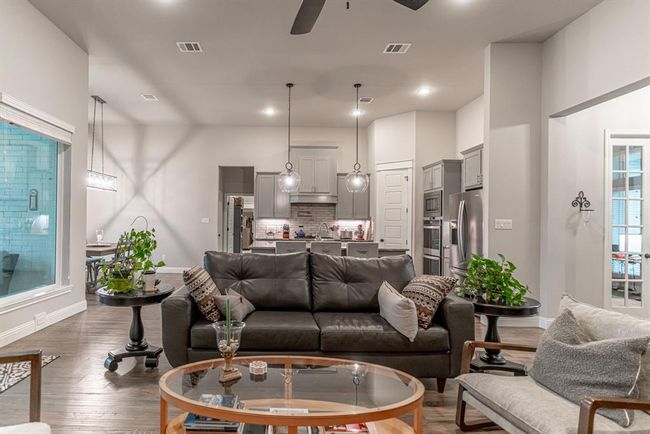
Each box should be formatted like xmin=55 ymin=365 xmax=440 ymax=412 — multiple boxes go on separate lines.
xmin=495 ymin=219 xmax=513 ymax=230
xmin=34 ymin=312 xmax=47 ymax=326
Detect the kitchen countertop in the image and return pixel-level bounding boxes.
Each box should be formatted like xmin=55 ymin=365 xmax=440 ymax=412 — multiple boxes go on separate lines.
xmin=251 ymin=239 xmax=408 ymax=252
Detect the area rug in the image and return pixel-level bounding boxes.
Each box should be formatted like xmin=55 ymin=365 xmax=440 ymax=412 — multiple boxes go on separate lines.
xmin=0 ymin=355 xmax=58 ymax=393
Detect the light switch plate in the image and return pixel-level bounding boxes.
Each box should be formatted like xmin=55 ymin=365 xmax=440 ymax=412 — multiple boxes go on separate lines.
xmin=495 ymin=219 xmax=513 ymax=230
xmin=201 ymin=217 xmax=210 ymax=223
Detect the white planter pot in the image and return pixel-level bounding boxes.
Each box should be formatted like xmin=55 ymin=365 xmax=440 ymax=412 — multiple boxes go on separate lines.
xmin=143 ymin=272 xmax=157 ymax=292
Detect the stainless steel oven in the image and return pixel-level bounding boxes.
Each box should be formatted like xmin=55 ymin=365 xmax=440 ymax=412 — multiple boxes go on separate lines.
xmin=423 ymin=254 xmax=441 ymax=276
xmin=423 ymin=218 xmax=441 ymax=257
xmin=424 ymin=190 xmax=442 ymax=218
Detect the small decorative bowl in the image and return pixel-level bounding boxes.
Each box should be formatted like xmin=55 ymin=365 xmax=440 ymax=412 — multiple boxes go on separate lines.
xmin=249 ymin=360 xmax=268 ymax=375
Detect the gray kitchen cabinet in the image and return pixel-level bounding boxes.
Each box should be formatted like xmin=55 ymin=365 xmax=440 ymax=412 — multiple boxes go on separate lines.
xmin=461 ymin=144 xmax=483 ymax=191
xmin=423 ymin=166 xmax=434 ymax=192
xmin=423 ymin=162 xmax=444 ymax=191
xmin=255 ymin=172 xmax=290 ymax=219
xmin=432 ymin=163 xmax=443 ymax=190
xmin=293 ymin=147 xmax=336 ymax=195
xmin=336 ymin=174 xmax=370 ymax=219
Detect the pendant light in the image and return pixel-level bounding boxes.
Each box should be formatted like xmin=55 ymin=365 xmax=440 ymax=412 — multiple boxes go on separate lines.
xmin=277 ymin=83 xmax=301 ymax=193
xmin=345 ymin=83 xmax=369 ymax=193
xmin=87 ymin=95 xmax=117 ymax=191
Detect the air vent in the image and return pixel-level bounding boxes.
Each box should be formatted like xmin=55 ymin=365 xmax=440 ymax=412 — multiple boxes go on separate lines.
xmin=383 ymin=43 xmax=411 ymax=54
xmin=141 ymin=94 xmax=159 ymax=101
xmin=176 ymin=41 xmax=202 ymax=53
xmin=359 ymin=96 xmax=374 ymax=104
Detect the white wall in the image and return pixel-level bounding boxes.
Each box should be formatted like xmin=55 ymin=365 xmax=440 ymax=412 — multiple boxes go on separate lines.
xmin=456 ymin=95 xmax=484 ymax=157
xmin=86 ymin=125 xmax=367 ymax=267
xmin=540 ymin=0 xmax=650 ymax=317
xmin=484 ymin=43 xmax=542 ymax=302
xmin=0 ymin=0 xmax=88 ymax=344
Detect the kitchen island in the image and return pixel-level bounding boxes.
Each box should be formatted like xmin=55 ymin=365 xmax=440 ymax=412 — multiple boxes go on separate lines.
xmin=250 ymin=239 xmax=408 ymax=257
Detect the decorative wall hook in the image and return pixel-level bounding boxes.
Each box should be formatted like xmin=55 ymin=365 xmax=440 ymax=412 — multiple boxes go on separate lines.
xmin=571 ymin=191 xmax=594 ymax=225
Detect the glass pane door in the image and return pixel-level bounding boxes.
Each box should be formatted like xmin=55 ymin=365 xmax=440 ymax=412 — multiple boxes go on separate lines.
xmin=608 ymin=133 xmax=650 ymax=316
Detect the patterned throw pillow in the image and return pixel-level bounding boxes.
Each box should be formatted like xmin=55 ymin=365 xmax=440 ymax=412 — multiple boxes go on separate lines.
xmin=402 ymin=275 xmax=457 ymax=329
xmin=183 ymin=265 xmax=221 ymax=322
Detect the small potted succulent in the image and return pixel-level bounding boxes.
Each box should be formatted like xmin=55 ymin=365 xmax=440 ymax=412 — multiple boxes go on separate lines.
xmin=456 ymin=253 xmax=528 ymax=306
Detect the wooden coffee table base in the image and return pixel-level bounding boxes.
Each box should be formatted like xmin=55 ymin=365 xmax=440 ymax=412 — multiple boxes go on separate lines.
xmin=164 ymin=413 xmax=415 ymax=434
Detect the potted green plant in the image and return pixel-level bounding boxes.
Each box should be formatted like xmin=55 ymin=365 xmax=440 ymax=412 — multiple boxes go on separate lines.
xmin=99 ymin=228 xmax=165 ymax=293
xmin=456 ymin=253 xmax=528 ymax=306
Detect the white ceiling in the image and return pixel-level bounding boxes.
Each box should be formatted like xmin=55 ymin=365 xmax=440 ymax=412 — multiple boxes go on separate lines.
xmin=29 ymin=0 xmax=602 ymax=127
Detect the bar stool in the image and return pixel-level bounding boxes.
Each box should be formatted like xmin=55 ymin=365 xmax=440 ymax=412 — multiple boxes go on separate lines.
xmin=275 ymin=241 xmax=308 ymax=254
xmin=347 ymin=242 xmax=379 ymax=258
xmin=311 ymin=242 xmax=343 ymax=256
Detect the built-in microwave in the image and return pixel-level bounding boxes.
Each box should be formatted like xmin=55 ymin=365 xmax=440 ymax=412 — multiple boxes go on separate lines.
xmin=423 ymin=254 xmax=441 ymax=276
xmin=423 ymin=218 xmax=441 ymax=257
xmin=424 ymin=190 xmax=442 ymax=218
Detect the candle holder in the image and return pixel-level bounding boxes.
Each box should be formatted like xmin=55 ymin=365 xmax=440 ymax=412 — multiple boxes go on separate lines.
xmin=213 ymin=320 xmax=245 ymax=383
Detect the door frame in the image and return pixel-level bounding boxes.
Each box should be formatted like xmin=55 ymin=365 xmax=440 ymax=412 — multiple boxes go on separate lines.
xmin=603 ymin=129 xmax=650 ymax=316
xmin=375 ymin=160 xmax=414 ymax=255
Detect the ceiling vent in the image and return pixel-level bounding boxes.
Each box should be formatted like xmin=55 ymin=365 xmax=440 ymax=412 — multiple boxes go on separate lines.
xmin=383 ymin=43 xmax=411 ymax=54
xmin=359 ymin=96 xmax=374 ymax=104
xmin=176 ymin=41 xmax=202 ymax=53
xmin=141 ymin=94 xmax=159 ymax=101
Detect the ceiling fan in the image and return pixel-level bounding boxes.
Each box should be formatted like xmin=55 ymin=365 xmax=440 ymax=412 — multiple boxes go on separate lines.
xmin=290 ymin=0 xmax=430 ymax=35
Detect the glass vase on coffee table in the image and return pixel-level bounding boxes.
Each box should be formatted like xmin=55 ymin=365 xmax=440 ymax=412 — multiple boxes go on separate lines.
xmin=213 ymin=320 xmax=245 ymax=383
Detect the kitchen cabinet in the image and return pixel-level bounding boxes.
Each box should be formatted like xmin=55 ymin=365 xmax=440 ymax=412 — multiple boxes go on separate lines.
xmin=336 ymin=174 xmax=370 ymax=219
xmin=462 ymin=144 xmax=483 ymax=191
xmin=292 ymin=146 xmax=337 ymax=197
xmin=422 ymin=162 xmax=446 ymax=192
xmin=255 ymin=172 xmax=290 ymax=219
xmin=423 ymin=166 xmax=434 ymax=192
xmin=432 ymin=164 xmax=443 ymax=190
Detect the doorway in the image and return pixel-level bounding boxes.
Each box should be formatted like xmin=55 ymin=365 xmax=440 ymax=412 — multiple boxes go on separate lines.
xmin=605 ymin=130 xmax=650 ymax=317
xmin=218 ymin=166 xmax=254 ymax=252
xmin=375 ymin=161 xmax=413 ymax=253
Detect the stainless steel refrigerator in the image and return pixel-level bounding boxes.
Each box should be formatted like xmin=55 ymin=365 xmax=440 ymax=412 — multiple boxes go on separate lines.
xmin=448 ymin=191 xmax=483 ymax=282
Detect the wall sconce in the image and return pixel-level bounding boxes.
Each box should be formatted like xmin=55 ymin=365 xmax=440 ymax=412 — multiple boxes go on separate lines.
xmin=571 ymin=191 xmax=594 ymax=225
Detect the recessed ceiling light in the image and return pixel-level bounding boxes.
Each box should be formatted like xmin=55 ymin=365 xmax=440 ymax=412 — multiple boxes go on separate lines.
xmin=351 ymin=109 xmax=363 ymax=117
xmin=416 ymin=86 xmax=433 ymax=97
xmin=141 ymin=94 xmax=159 ymax=101
xmin=262 ymin=107 xmax=276 ymax=116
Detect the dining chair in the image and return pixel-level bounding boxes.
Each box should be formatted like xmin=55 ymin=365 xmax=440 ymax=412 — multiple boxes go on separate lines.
xmin=347 ymin=242 xmax=379 ymax=258
xmin=310 ymin=242 xmax=343 ymax=256
xmin=275 ymin=241 xmax=308 ymax=254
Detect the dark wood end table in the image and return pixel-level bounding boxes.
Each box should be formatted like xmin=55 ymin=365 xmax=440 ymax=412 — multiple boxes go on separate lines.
xmin=469 ymin=297 xmax=541 ymax=376
xmin=97 ymin=283 xmax=174 ymax=372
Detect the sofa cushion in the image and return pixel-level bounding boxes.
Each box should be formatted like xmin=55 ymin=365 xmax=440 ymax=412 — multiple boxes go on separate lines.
xmin=214 ymin=288 xmax=255 ymax=321
xmin=310 ymin=253 xmax=416 ymax=312
xmin=378 ymin=281 xmax=418 ymax=342
xmin=457 ymin=373 xmax=650 ymax=433
xmin=204 ymin=251 xmax=311 ymax=311
xmin=402 ymin=275 xmax=457 ymax=329
xmin=560 ymin=295 xmax=650 ymax=406
xmin=313 ymin=312 xmax=449 ymax=353
xmin=530 ymin=310 xmax=649 ymax=427
xmin=183 ymin=265 xmax=221 ymax=322
xmin=191 ymin=311 xmax=320 ymax=351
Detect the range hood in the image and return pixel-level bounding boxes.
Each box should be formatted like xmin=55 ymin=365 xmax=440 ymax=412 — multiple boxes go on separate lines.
xmin=290 ymin=193 xmax=338 ymax=204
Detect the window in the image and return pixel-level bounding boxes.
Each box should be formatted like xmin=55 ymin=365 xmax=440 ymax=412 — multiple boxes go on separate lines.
xmin=0 ymin=120 xmax=58 ymax=297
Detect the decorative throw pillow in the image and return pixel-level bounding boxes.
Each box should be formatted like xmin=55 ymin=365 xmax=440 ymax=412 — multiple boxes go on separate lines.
xmin=402 ymin=275 xmax=457 ymax=329
xmin=530 ymin=310 xmax=650 ymax=427
xmin=378 ymin=281 xmax=419 ymax=342
xmin=183 ymin=265 xmax=221 ymax=322
xmin=214 ymin=289 xmax=255 ymax=321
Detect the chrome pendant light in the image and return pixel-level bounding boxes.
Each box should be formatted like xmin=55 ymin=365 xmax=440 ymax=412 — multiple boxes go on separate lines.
xmin=87 ymin=95 xmax=117 ymax=192
xmin=345 ymin=83 xmax=369 ymax=193
xmin=278 ymin=83 xmax=301 ymax=193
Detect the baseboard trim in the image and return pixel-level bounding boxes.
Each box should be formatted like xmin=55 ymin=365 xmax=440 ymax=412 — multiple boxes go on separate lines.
xmin=479 ymin=314 xmax=553 ymax=329
xmin=0 ymin=299 xmax=87 ymax=347
xmin=158 ymin=266 xmax=189 ymax=274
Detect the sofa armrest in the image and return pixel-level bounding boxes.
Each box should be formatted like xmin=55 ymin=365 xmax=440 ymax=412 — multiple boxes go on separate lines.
xmin=578 ymin=397 xmax=650 ymax=434
xmin=161 ymin=286 xmax=197 ymax=367
xmin=434 ymin=294 xmax=475 ymax=377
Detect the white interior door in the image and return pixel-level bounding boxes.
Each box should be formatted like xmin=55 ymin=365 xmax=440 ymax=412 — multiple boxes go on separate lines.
xmin=606 ymin=131 xmax=650 ymax=317
xmin=376 ymin=167 xmax=411 ymax=251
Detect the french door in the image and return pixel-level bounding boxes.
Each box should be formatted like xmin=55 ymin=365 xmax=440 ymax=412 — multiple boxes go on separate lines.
xmin=606 ymin=131 xmax=650 ymax=317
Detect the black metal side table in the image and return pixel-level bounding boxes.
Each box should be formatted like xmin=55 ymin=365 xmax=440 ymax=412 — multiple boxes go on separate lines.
xmin=97 ymin=284 xmax=174 ymax=372
xmin=470 ymin=297 xmax=541 ymax=376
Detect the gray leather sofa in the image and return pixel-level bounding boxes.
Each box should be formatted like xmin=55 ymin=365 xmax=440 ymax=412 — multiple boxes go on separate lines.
xmin=161 ymin=251 xmax=474 ymax=389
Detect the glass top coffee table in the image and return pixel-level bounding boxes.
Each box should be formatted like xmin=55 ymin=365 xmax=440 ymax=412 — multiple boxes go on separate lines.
xmin=159 ymin=356 xmax=425 ymax=434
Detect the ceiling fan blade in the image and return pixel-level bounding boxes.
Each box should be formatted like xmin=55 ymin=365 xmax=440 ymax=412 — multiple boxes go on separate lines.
xmin=393 ymin=0 xmax=429 ymax=10
xmin=290 ymin=0 xmax=326 ymax=35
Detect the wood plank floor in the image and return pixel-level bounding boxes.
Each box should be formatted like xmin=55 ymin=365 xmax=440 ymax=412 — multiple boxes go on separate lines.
xmin=0 ymin=274 xmax=543 ymax=433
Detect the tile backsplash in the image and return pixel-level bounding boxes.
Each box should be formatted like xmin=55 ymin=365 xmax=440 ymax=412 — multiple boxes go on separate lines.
xmin=255 ymin=204 xmax=369 ymax=239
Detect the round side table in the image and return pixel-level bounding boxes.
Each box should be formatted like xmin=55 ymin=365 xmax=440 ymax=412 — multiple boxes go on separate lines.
xmin=97 ymin=283 xmax=174 ymax=372
xmin=469 ymin=296 xmax=540 ymax=376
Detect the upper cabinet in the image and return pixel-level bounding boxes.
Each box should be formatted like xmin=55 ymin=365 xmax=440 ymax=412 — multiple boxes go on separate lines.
xmin=461 ymin=144 xmax=483 ymax=191
xmin=255 ymin=172 xmax=290 ymax=219
xmin=291 ymin=146 xmax=338 ymax=202
xmin=336 ymin=174 xmax=370 ymax=219
xmin=423 ymin=160 xmax=461 ymax=193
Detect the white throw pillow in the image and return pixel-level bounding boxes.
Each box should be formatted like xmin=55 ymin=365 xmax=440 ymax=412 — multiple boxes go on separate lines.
xmin=559 ymin=295 xmax=650 ymax=405
xmin=378 ymin=281 xmax=419 ymax=342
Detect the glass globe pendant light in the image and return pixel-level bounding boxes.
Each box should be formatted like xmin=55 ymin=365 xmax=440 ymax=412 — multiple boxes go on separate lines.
xmin=278 ymin=83 xmax=301 ymax=193
xmin=345 ymin=83 xmax=369 ymax=193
